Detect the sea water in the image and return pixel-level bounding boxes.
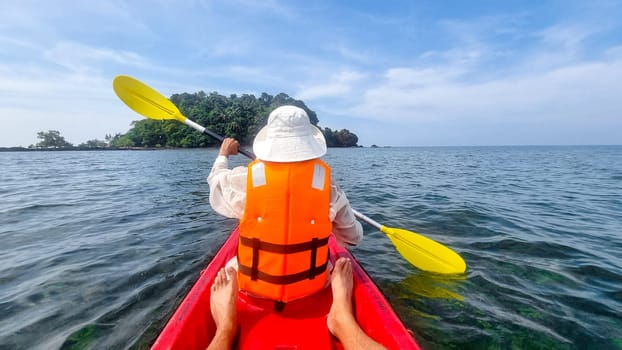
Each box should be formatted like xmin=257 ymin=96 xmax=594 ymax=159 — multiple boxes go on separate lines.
xmin=1 ymin=146 xmax=621 ymax=349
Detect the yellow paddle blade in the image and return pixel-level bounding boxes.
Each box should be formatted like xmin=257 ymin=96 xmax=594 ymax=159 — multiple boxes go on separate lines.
xmin=381 ymin=225 xmax=467 ymax=274
xmin=112 ymin=75 xmax=185 ymax=122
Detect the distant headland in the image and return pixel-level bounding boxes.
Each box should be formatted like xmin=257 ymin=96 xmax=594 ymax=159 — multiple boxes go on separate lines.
xmin=4 ymin=91 xmax=360 ymax=150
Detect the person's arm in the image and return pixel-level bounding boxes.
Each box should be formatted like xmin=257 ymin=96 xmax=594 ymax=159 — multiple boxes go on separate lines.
xmin=207 ymin=138 xmax=247 ymax=219
xmin=329 ymin=180 xmax=363 ymax=246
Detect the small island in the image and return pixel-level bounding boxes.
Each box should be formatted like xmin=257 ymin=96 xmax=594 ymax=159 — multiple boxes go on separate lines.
xmin=2 ymin=91 xmax=359 ymax=151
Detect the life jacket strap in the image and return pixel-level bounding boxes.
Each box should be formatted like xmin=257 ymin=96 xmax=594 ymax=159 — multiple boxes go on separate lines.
xmin=240 ymin=235 xmax=329 ymax=254
xmin=251 ymin=238 xmax=260 ymax=281
xmin=309 ymin=238 xmax=318 ymax=280
xmin=239 ymin=260 xmax=329 ymax=285
xmin=274 ymin=300 xmax=286 ymax=312
xmin=240 ymin=235 xmax=329 ymax=283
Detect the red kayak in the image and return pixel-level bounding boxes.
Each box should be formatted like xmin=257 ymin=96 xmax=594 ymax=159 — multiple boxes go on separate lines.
xmin=152 ymin=228 xmax=420 ymax=349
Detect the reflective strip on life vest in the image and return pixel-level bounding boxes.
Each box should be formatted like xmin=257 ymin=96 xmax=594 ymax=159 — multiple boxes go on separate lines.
xmin=251 ymin=161 xmax=326 ymax=190
xmin=311 ymin=163 xmax=326 ymax=190
xmin=251 ymin=161 xmax=266 ymax=187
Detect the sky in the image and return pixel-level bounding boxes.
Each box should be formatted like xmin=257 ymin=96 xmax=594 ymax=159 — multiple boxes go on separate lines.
xmin=1 ymin=0 xmax=621 ymax=147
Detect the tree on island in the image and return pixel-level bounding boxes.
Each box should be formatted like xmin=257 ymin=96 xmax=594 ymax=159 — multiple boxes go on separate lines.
xmin=78 ymin=139 xmax=108 ymax=148
xmin=109 ymin=91 xmax=359 ymax=148
xmin=35 ymin=130 xmax=73 ymax=148
xmin=105 ymin=133 xmax=134 ymax=148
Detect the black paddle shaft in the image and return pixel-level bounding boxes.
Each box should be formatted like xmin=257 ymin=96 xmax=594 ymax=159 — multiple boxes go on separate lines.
xmin=202 ymin=129 xmax=256 ymax=160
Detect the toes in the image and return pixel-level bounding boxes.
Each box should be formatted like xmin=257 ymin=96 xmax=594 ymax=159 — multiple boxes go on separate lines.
xmin=212 ymin=268 xmax=227 ymax=290
xmin=334 ymin=257 xmax=346 ymax=271
xmin=225 ymin=267 xmax=238 ymax=290
xmin=225 ymin=266 xmax=236 ymax=281
xmin=334 ymin=257 xmax=350 ymax=273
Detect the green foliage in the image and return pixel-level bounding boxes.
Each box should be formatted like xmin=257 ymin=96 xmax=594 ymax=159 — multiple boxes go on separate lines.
xmin=109 ymin=91 xmax=358 ymax=148
xmin=107 ymin=133 xmax=134 ymax=148
xmin=78 ymin=139 xmax=107 ymax=148
xmin=36 ymin=130 xmax=73 ymax=148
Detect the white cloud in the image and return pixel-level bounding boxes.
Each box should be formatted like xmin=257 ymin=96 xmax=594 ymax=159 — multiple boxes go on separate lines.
xmin=383 ymin=67 xmax=465 ymax=88
xmin=43 ymin=41 xmax=149 ymax=73
xmin=215 ymin=0 xmax=297 ymax=19
xmin=0 ymin=42 xmax=143 ymax=147
xmin=206 ymin=40 xmax=253 ymax=57
xmin=325 ymin=44 xmax=373 ymax=64
xmin=605 ymin=45 xmax=622 ymax=59
xmin=351 ymin=57 xmax=622 ymax=127
xmin=296 ymin=70 xmax=366 ymax=100
xmin=536 ymin=24 xmax=597 ymax=50
xmin=0 ymin=35 xmax=39 ymax=50
xmin=511 ymin=23 xmax=605 ymax=73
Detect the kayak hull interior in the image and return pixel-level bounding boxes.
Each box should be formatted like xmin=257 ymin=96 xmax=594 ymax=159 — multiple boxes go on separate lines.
xmin=152 ymin=228 xmax=420 ymax=350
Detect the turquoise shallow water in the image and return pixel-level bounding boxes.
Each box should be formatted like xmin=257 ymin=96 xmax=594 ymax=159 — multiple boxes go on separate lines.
xmin=1 ymin=146 xmax=621 ymax=349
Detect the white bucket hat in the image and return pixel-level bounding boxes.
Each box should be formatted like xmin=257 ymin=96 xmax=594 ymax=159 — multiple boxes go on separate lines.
xmin=253 ymin=105 xmax=327 ymax=162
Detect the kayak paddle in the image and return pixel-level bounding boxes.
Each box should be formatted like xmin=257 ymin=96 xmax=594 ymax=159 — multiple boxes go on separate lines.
xmin=112 ymin=75 xmax=255 ymax=159
xmin=352 ymin=209 xmax=466 ymax=274
xmin=112 ymin=75 xmax=467 ymax=274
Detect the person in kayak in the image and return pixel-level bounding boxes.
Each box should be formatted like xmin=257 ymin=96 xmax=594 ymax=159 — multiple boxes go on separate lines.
xmin=207 ymin=105 xmax=385 ymax=348
xmin=208 ymin=105 xmax=363 ymax=301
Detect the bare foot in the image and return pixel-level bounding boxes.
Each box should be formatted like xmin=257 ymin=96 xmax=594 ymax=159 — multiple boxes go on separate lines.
xmin=327 ymin=257 xmax=355 ymax=339
xmin=207 ymin=266 xmax=238 ymax=350
xmin=327 ymin=257 xmax=387 ymax=350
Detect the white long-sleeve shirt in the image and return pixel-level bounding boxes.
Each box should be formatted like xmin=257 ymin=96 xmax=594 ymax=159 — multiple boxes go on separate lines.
xmin=207 ymin=155 xmax=363 ymax=246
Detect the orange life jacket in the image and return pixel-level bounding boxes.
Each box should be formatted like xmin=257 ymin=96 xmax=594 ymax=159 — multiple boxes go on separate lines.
xmin=238 ymin=158 xmax=332 ymax=303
